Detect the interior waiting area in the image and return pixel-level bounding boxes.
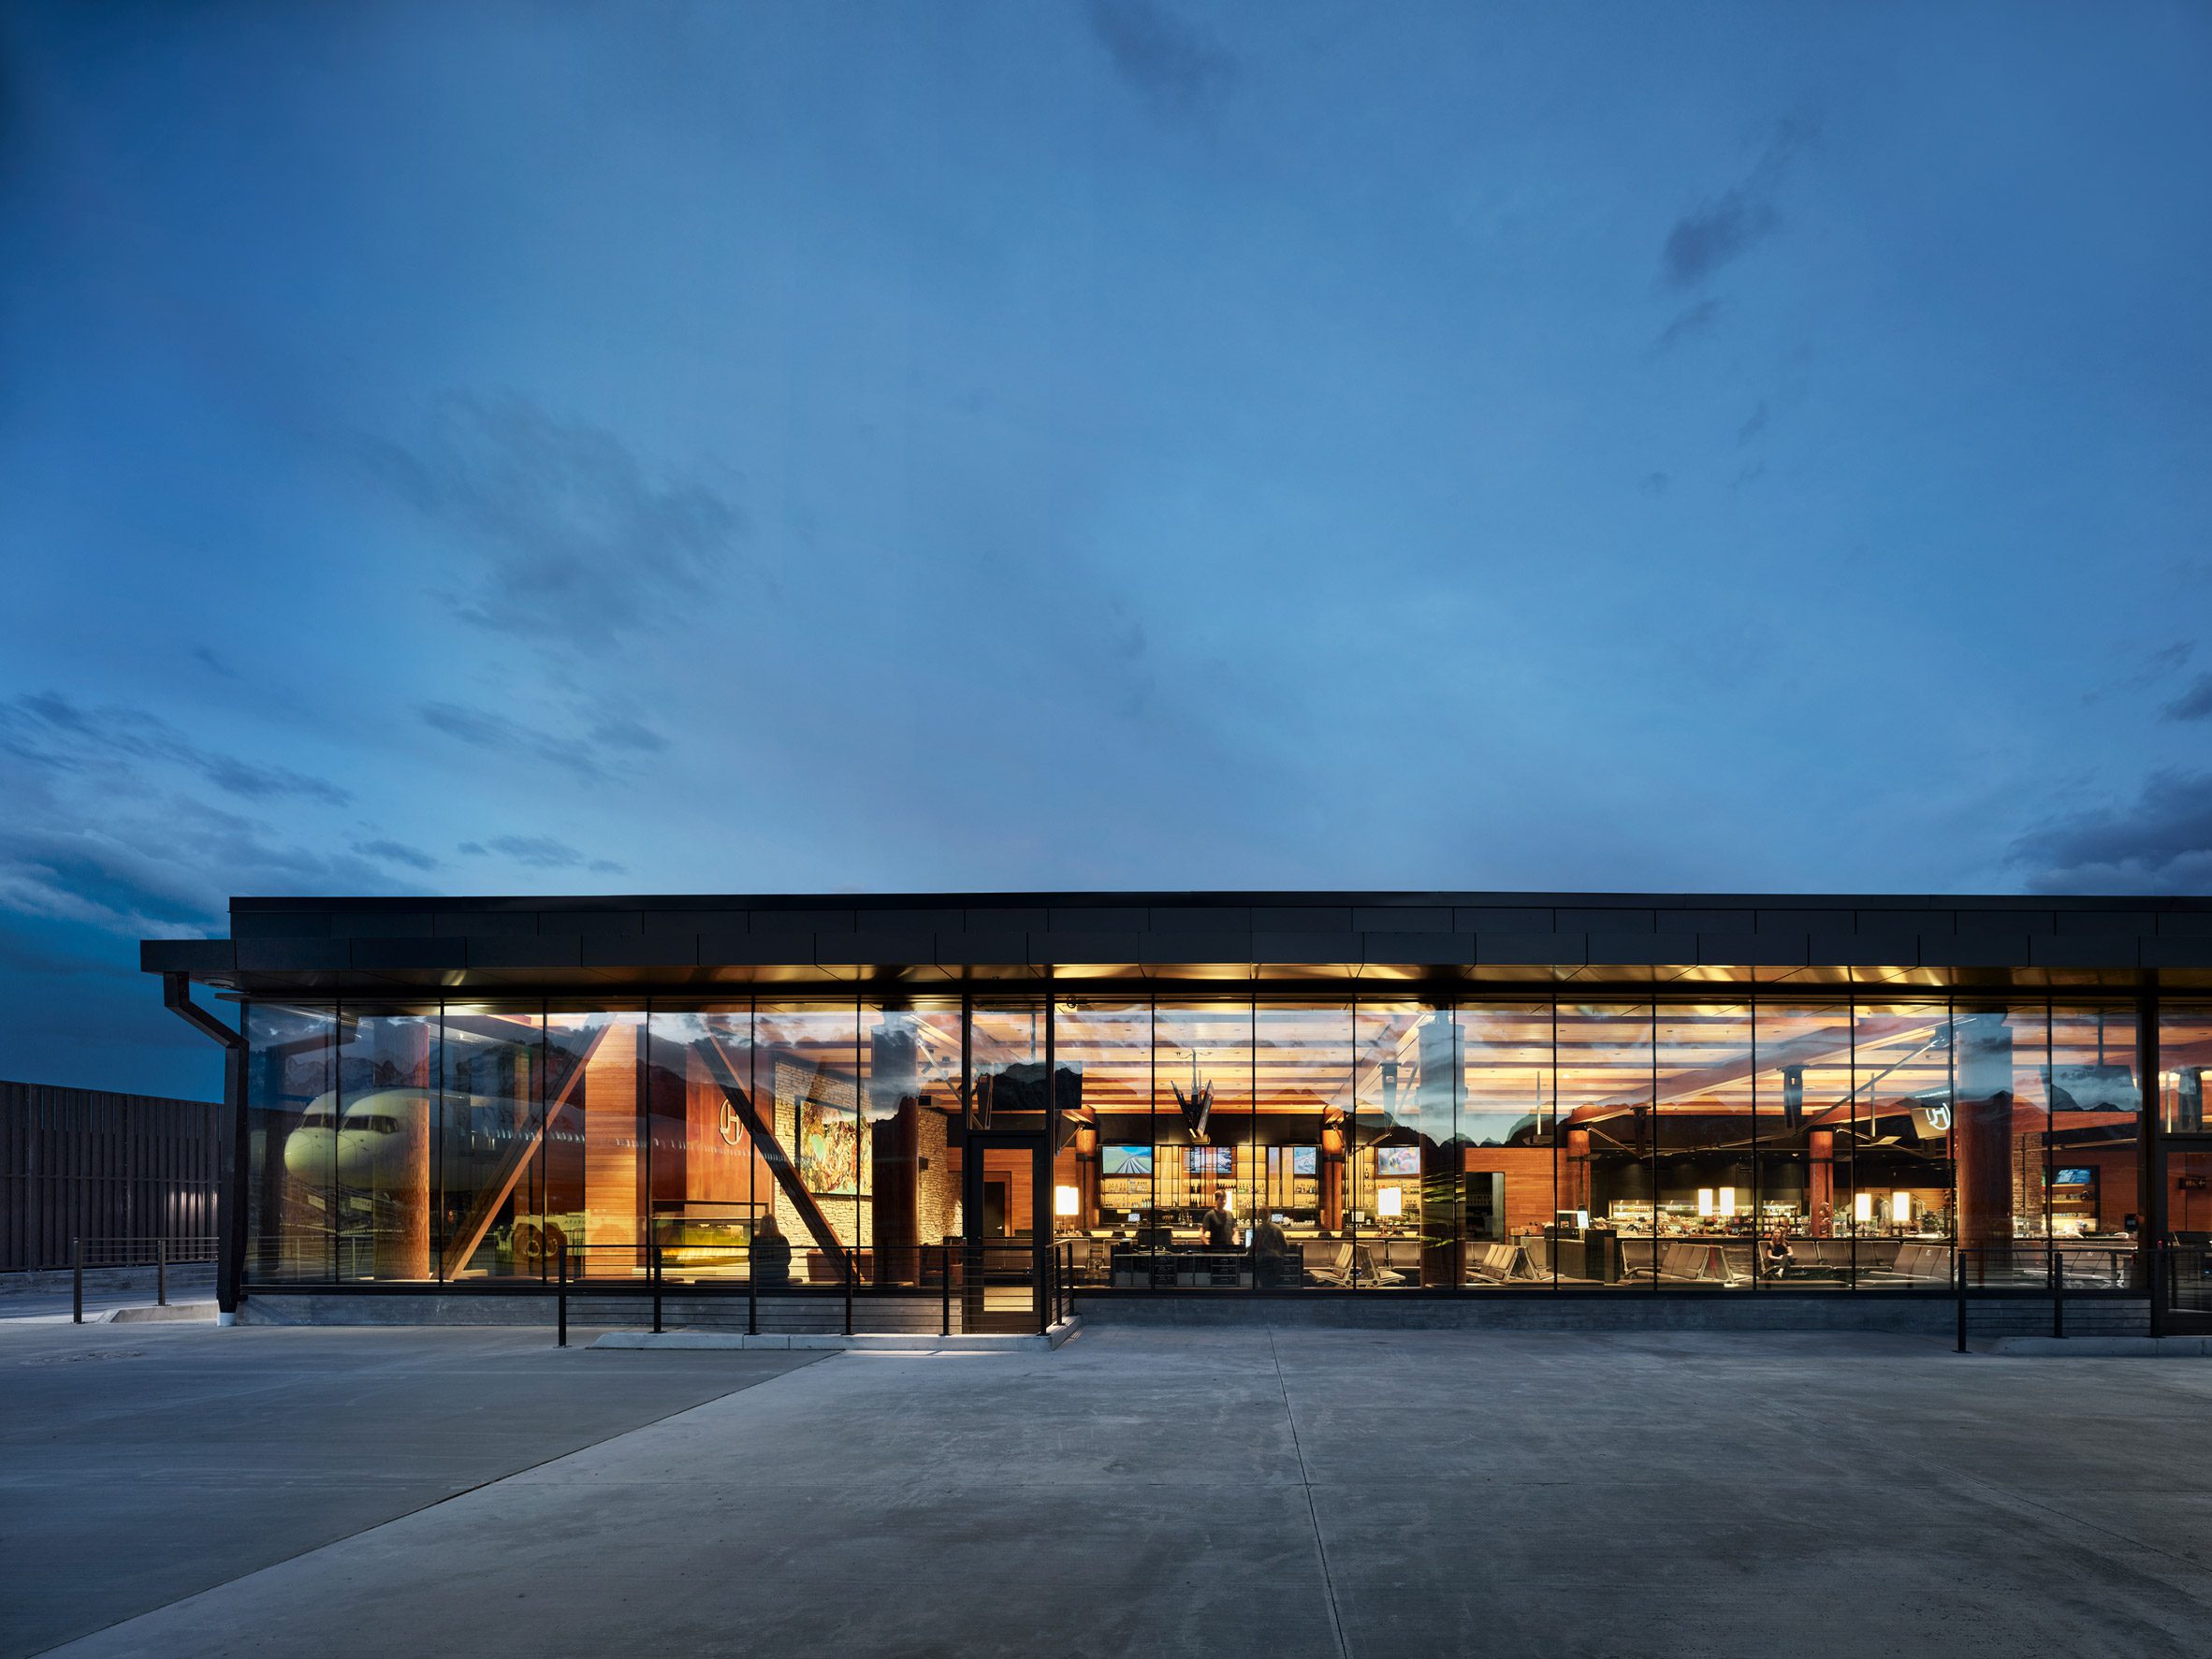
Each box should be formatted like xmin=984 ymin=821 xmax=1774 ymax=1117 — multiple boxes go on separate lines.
xmin=146 ymin=891 xmax=2212 ymax=1329
xmin=233 ymin=993 xmax=2205 ymax=1299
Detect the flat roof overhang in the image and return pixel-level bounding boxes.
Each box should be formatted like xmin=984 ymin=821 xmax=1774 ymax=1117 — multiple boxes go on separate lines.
xmin=139 ymin=889 xmax=2212 ymax=998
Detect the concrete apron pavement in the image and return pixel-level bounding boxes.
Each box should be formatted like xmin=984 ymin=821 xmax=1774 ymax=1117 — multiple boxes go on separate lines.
xmin=36 ymin=1325 xmax=2212 ymax=1659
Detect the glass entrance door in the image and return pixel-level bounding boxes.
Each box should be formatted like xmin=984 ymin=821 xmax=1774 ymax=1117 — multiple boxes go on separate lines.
xmin=2162 ymin=1148 xmax=2212 ymax=1332
xmin=964 ymin=1134 xmax=1045 ymax=1333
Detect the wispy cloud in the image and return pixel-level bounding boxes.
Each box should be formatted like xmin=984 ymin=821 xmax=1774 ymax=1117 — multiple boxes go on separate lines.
xmin=2081 ymin=641 xmax=2191 ymax=706
xmin=1086 ymin=0 xmax=1235 ymax=117
xmin=0 ymin=691 xmax=349 ymax=807
xmin=418 ymin=700 xmax=605 ymax=780
xmin=458 ymin=835 xmax=624 ymax=874
xmin=2161 ymin=671 xmax=2212 ymax=721
xmin=1652 ymin=297 xmax=1723 ymax=352
xmin=353 ymin=837 xmax=441 ymax=871
xmin=367 ymin=391 xmax=745 ymax=648
xmin=1661 ymin=119 xmax=1812 ymax=288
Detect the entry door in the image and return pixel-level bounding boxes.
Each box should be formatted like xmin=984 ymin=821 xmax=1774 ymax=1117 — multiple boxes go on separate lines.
xmin=964 ymin=1134 xmax=1046 ymax=1333
xmin=2163 ymin=1148 xmax=2212 ymax=1333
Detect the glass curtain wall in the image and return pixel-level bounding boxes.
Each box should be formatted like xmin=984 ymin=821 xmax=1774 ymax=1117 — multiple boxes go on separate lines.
xmin=244 ymin=1002 xmax=336 ymax=1283
xmin=236 ymin=991 xmax=2161 ymax=1296
xmin=1556 ymin=1005 xmax=1653 ymax=1285
xmin=542 ymin=1006 xmax=645 ymax=1278
xmin=1457 ymin=1002 xmax=1553 ymax=1285
xmin=1059 ymin=999 xmax=1152 ymax=1285
xmin=2048 ymin=1004 xmax=2142 ymax=1287
xmin=1154 ymin=1000 xmax=1252 ymax=1286
xmin=754 ymin=1003 xmax=863 ymax=1284
xmin=332 ymin=1005 xmax=436 ymax=1282
xmin=437 ymin=1004 xmax=543 ymax=1280
xmin=643 ymin=1005 xmax=759 ymax=1285
xmin=1653 ymin=1005 xmax=1754 ymax=1288
xmin=1849 ymin=1003 xmax=1954 ymax=1285
xmin=1255 ymin=1002 xmax=1351 ymax=1288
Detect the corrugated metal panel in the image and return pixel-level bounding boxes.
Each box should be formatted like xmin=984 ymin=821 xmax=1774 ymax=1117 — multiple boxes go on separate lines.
xmin=0 ymin=1080 xmax=220 ymax=1273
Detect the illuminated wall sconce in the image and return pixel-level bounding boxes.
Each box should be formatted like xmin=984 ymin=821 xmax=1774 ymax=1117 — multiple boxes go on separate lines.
xmin=1695 ymin=1188 xmax=1716 ymax=1218
xmin=1854 ymin=1191 xmax=1874 ymax=1225
xmin=1890 ymin=1191 xmax=1912 ymax=1226
xmin=1054 ymin=1185 xmax=1081 ymax=1221
xmin=1717 ymin=1187 xmax=1737 ymax=1218
xmin=1376 ymin=1187 xmax=1404 ymax=1220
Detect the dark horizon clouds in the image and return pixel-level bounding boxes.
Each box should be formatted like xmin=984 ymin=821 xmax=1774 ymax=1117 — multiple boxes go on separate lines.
xmin=2 ymin=0 xmax=2209 ymax=1097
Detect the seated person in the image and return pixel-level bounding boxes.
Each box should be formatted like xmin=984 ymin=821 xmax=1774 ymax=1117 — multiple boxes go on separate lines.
xmin=751 ymin=1213 xmax=793 ymax=1288
xmin=1199 ymin=1187 xmax=1237 ymax=1250
xmin=1762 ymin=1224 xmax=1796 ymax=1276
xmin=1253 ymin=1214 xmax=1291 ymax=1285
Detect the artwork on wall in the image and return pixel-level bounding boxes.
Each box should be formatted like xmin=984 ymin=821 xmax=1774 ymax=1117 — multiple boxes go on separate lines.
xmin=1375 ymin=1145 xmax=1420 ymax=1176
xmin=776 ymin=1061 xmax=868 ymax=1197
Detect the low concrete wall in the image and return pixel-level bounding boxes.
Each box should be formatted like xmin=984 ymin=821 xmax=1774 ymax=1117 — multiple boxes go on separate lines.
xmin=1074 ymin=1292 xmax=2152 ymax=1338
xmin=237 ymin=1290 xmax=968 ymax=1332
xmin=232 ymin=1286 xmax=2152 ymax=1339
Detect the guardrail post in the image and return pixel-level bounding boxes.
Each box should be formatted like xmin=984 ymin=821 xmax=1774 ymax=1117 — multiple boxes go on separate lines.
xmin=557 ymin=1240 xmax=569 ymax=1349
xmin=941 ymin=1241 xmax=952 ymax=1337
xmin=842 ymin=1248 xmax=854 ymax=1337
xmin=157 ymin=1235 xmax=167 ymax=1308
xmin=2050 ymin=1245 xmax=2064 ymax=1339
xmin=747 ymin=1228 xmax=760 ymax=1337
xmin=651 ymin=1240 xmax=663 ymax=1335
xmin=73 ymin=1237 xmax=82 ymax=1325
xmin=1955 ymin=1248 xmax=1968 ymax=1354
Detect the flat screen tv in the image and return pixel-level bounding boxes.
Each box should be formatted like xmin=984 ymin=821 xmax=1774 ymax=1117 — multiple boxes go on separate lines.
xmin=2053 ymin=1167 xmax=2095 ymax=1187
xmin=1375 ymin=1145 xmax=1420 ymax=1176
xmin=1186 ymin=1146 xmax=1232 ymax=1177
xmin=1102 ymin=1145 xmax=1153 ymax=1177
xmin=1290 ymin=1146 xmax=1317 ymax=1176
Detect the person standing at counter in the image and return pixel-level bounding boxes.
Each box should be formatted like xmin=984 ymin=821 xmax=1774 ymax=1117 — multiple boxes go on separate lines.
xmin=1200 ymin=1187 xmax=1237 ymax=1249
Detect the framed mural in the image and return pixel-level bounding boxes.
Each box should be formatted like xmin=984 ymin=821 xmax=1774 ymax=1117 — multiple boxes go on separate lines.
xmin=778 ymin=1061 xmax=868 ymax=1197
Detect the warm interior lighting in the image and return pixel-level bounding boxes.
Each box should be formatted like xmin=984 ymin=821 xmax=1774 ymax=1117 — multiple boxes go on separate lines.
xmin=1854 ymin=1192 xmax=1874 ymax=1224
xmin=1717 ymin=1186 xmax=1737 ymax=1218
xmin=1377 ymin=1187 xmax=1404 ymax=1219
xmin=1695 ymin=1187 xmax=1716 ymax=1218
xmin=1890 ymin=1190 xmax=1912 ymax=1225
xmin=1054 ymin=1185 xmax=1080 ymax=1217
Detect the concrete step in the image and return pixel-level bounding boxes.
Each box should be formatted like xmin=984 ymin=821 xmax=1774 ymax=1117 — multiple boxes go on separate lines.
xmin=1988 ymin=1334 xmax=2212 ymax=1357
xmin=592 ymin=1317 xmax=1081 ymax=1353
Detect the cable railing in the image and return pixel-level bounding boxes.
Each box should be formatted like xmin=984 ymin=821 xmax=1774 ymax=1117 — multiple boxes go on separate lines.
xmin=532 ymin=1236 xmax=1082 ymax=1346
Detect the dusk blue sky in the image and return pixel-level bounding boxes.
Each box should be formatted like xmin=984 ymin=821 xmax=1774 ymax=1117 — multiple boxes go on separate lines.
xmin=3 ymin=2 xmax=2209 ymax=1098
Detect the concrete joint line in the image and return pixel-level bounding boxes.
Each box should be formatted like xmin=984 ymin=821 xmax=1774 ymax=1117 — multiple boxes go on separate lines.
xmin=1269 ymin=1330 xmax=1350 ymax=1659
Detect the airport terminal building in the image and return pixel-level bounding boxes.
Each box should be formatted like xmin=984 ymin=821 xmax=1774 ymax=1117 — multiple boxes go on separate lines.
xmin=142 ymin=891 xmax=2212 ymax=1334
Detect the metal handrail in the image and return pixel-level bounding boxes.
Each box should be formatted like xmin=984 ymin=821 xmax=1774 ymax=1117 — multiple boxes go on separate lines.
xmin=73 ymin=1235 xmax=219 ymax=1322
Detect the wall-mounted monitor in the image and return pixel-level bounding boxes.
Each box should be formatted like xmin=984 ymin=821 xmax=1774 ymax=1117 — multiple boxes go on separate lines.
xmin=1290 ymin=1146 xmax=1317 ymax=1176
xmin=2052 ymin=1167 xmax=2095 ymax=1187
xmin=1102 ymin=1145 xmax=1153 ymax=1177
xmin=1375 ymin=1145 xmax=1420 ymax=1176
xmin=1187 ymin=1146 xmax=1232 ymax=1177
